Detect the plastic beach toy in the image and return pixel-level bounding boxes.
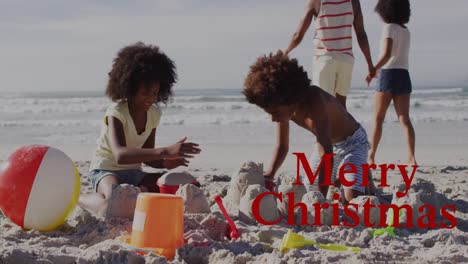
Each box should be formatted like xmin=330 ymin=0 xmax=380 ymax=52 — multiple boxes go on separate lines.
xmin=0 ymin=145 xmax=80 ymax=231
xmin=214 ymin=195 xmax=240 ymax=240
xmin=280 ymin=230 xmax=361 ymax=253
xmin=158 ymin=181 xmax=201 ymax=195
xmin=372 ymin=207 xmax=402 ymax=238
xmin=126 ymin=193 xmax=184 ymax=260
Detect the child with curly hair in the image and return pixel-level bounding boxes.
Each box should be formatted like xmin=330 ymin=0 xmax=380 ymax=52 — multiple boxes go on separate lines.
xmin=366 ymin=0 xmax=416 ymax=165
xmin=243 ymin=52 xmax=374 ymax=203
xmin=79 ymin=42 xmax=201 ymax=216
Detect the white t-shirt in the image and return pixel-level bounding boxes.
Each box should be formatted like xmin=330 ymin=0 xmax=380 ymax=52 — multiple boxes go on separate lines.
xmin=90 ymin=101 xmax=161 ymax=171
xmin=380 ymin=23 xmax=411 ymax=70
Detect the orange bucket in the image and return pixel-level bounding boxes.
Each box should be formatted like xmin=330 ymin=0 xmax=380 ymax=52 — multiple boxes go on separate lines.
xmin=130 ymin=193 xmax=184 ymax=259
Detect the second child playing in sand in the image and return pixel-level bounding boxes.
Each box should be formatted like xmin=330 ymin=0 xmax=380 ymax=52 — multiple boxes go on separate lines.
xmin=243 ymin=52 xmax=374 ymax=202
xmin=79 ymin=42 xmax=201 ymax=217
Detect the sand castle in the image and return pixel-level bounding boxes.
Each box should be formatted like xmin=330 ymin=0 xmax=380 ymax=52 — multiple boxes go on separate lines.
xmin=277 ymin=184 xmax=307 ymax=216
xmin=176 ymin=184 xmax=211 ymax=214
xmin=296 ymin=191 xmax=334 ymax=226
xmin=105 ymin=184 xmax=141 ymax=219
xmin=224 ymin=161 xmax=266 ymax=216
xmin=239 ymin=184 xmax=280 ymax=225
xmin=348 ymin=195 xmax=381 ymax=227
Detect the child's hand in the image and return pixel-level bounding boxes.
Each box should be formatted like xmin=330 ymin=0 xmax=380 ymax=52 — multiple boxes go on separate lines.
xmin=264 ymin=171 xmax=276 ymax=192
xmin=164 ymin=137 xmax=201 ymax=160
xmin=365 ymin=74 xmax=373 ymax=87
xmin=264 ymin=171 xmax=275 ymax=179
xmin=366 ymin=70 xmax=377 ymax=87
xmin=368 ymin=65 xmax=376 ymax=80
xmin=163 ymin=158 xmax=189 ymax=169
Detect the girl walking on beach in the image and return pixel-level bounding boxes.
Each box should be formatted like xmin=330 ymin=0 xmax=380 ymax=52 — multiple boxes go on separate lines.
xmin=367 ymin=0 xmax=416 ymax=165
xmin=79 ymin=42 xmax=201 ymax=216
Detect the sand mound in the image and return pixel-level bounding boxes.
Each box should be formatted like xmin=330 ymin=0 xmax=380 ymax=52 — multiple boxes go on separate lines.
xmin=277 ymin=184 xmax=307 ymax=216
xmin=394 ymin=178 xmax=447 ymax=221
xmin=158 ymin=171 xmax=196 ymax=186
xmin=105 ymin=184 xmax=141 ymax=220
xmin=176 ymin=184 xmax=211 ymax=214
xmin=200 ymin=213 xmax=230 ymax=241
xmin=348 ymin=196 xmax=381 ymax=227
xmin=239 ymin=184 xmax=279 ymax=225
xmin=296 ymin=191 xmax=334 ymax=226
xmin=391 ymin=192 xmax=424 ymax=229
xmin=224 ymin=161 xmax=265 ymax=216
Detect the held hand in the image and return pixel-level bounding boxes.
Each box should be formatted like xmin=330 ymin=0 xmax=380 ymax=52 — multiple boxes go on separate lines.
xmin=366 ymin=67 xmax=377 ymax=87
xmin=368 ymin=65 xmax=376 ymax=79
xmin=164 ymin=137 xmax=201 ymax=160
xmin=366 ymin=74 xmax=373 ymax=87
xmin=163 ymin=158 xmax=189 ymax=169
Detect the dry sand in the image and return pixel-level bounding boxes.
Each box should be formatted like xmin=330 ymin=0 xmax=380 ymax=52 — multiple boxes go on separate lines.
xmin=176 ymin=184 xmax=211 ymax=214
xmin=0 ymin=161 xmax=467 ymax=264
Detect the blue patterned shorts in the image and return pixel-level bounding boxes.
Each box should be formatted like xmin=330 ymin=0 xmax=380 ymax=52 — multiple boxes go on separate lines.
xmin=89 ymin=169 xmax=148 ymax=192
xmin=301 ymin=125 xmax=370 ymax=194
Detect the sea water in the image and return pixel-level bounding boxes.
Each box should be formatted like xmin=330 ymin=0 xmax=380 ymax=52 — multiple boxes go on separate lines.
xmin=1 ymin=87 xmax=467 ymax=145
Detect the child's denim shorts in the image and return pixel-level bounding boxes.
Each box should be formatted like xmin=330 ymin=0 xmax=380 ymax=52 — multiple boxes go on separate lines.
xmin=377 ymin=69 xmax=412 ymax=95
xmin=89 ymin=169 xmax=148 ymax=192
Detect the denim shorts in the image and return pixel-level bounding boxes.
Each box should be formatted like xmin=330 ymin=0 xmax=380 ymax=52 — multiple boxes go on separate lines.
xmin=377 ymin=69 xmax=412 ymax=95
xmin=89 ymin=169 xmax=148 ymax=192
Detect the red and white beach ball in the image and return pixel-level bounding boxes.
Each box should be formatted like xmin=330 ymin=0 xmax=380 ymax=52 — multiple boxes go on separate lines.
xmin=0 ymin=145 xmax=80 ymax=231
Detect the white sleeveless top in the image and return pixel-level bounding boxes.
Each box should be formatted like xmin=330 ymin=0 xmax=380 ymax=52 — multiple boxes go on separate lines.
xmin=90 ymin=101 xmax=161 ymax=171
xmin=313 ymin=0 xmax=354 ymax=63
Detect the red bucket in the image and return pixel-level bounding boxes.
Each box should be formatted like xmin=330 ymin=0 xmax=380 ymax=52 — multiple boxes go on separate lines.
xmin=157 ymin=181 xmax=201 ymax=194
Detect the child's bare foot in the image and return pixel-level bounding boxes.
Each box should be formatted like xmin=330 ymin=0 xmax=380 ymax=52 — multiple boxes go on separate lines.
xmin=96 ymin=201 xmax=109 ymax=218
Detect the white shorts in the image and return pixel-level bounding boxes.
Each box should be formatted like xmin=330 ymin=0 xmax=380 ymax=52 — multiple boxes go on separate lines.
xmin=311 ymin=56 xmax=354 ymax=97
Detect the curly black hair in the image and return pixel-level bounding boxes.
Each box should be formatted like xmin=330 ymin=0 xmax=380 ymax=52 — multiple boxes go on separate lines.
xmin=243 ymin=51 xmax=310 ymax=108
xmin=106 ymin=42 xmax=177 ymax=104
xmin=375 ymin=0 xmax=411 ymax=25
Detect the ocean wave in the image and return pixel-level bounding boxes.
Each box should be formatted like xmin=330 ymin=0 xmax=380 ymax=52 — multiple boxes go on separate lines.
xmin=412 ymin=87 xmax=464 ymax=95
xmin=1 ymin=96 xmax=467 ymax=115
xmin=171 ymin=95 xmax=244 ymax=103
xmin=1 ymin=88 xmax=467 ymax=123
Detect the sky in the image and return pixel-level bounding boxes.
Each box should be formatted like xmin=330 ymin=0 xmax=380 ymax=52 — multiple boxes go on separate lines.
xmin=0 ymin=0 xmax=467 ymax=93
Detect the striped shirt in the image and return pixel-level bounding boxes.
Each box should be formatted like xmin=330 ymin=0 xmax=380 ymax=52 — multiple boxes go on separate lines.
xmin=313 ymin=0 xmax=354 ymax=63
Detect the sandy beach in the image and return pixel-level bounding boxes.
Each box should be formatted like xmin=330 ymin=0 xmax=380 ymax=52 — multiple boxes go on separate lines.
xmin=1 ymin=88 xmax=468 ymax=263
xmin=1 ymin=130 xmax=468 ymax=263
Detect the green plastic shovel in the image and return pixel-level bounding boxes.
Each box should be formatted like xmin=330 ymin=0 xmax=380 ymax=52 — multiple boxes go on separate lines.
xmin=372 ymin=207 xmax=402 ymax=238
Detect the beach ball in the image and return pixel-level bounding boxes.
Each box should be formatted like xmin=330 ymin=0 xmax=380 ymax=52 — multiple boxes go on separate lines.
xmin=0 ymin=145 xmax=80 ymax=231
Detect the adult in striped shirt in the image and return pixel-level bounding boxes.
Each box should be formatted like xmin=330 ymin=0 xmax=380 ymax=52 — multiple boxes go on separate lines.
xmin=284 ymin=0 xmax=375 ymax=108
